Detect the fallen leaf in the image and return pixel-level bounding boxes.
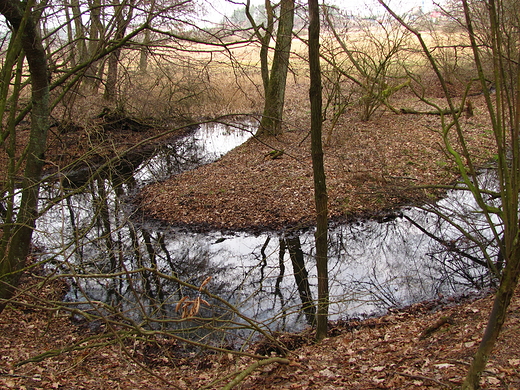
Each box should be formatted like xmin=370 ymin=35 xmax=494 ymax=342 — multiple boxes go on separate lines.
xmin=434 ymin=363 xmax=455 ymax=369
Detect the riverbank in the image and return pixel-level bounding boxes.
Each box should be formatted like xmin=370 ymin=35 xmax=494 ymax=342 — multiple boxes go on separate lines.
xmin=138 ymin=91 xmax=495 ymax=232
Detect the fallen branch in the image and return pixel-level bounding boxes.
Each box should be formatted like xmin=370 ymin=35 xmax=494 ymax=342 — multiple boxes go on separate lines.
xmin=420 ymin=316 xmax=455 ymax=339
xmin=399 ymin=107 xmax=461 ymax=115
xmin=221 ymin=357 xmax=290 ymax=390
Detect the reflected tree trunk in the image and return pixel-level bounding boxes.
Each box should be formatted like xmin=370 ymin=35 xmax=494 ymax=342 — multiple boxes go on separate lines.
xmin=142 ymin=229 xmax=165 ymax=306
xmin=276 ymin=238 xmax=287 ymax=327
xmin=96 ymin=177 xmax=118 ymax=272
xmin=158 ymin=233 xmax=181 ymax=298
xmin=285 ymin=236 xmax=315 ymax=325
xmin=66 ymin=196 xmax=85 ymax=263
xmin=259 ymin=236 xmax=270 ymax=291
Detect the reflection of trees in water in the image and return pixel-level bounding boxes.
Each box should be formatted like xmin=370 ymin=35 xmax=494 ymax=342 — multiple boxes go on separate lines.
xmin=412 ymin=191 xmax=502 ymax=292
xmin=30 ymin=124 xmax=293 ymax=350
xmin=196 ymin=203 xmax=499 ymax=332
xmin=136 ymin=122 xmax=254 ymax=184
xmin=326 ymin=219 xmax=428 ymax=314
xmin=400 ymin=172 xmax=504 ymax=294
xmin=38 ymin=166 xmax=233 ymax=339
xmin=33 ymin=137 xmax=505 ymax=342
xmin=326 ymin=210 xmax=489 ymax=316
xmin=325 ymin=174 xmax=502 ymax=317
xmin=136 ymin=137 xmax=204 ymax=183
xmin=283 ymin=235 xmax=315 ymax=325
xmin=204 ymin=232 xmax=316 ymax=331
xmin=39 ymin=171 xmax=501 ymax=337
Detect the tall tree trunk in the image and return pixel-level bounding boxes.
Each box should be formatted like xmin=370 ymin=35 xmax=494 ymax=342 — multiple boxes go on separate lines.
xmin=85 ymin=0 xmax=103 ymax=91
xmin=308 ymin=0 xmax=329 ymax=341
xmin=460 ymin=0 xmax=520 ymax=386
xmin=70 ymin=0 xmax=88 ymax=66
xmin=103 ymin=49 xmax=120 ymax=102
xmin=258 ymin=0 xmax=294 ymax=136
xmin=246 ymin=0 xmax=274 ymax=95
xmin=462 ymin=254 xmax=520 ymax=389
xmin=0 ymin=0 xmax=50 ymax=314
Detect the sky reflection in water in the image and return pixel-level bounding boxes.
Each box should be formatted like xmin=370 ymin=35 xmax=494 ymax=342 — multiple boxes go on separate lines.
xmin=32 ymin=121 xmax=499 ymax=336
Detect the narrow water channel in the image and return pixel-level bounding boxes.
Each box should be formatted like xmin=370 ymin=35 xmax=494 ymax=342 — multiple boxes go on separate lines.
xmin=32 ymin=120 xmax=500 ymax=343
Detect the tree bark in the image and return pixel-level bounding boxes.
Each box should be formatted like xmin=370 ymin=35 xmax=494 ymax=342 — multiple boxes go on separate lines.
xmin=245 ymin=0 xmax=274 ymax=95
xmin=459 ymin=0 xmax=520 ymax=385
xmin=0 ymin=0 xmax=50 ymax=314
xmin=84 ymin=0 xmax=103 ymax=91
xmin=70 ymin=0 xmax=88 ymax=66
xmin=258 ymin=0 xmax=294 ymax=136
xmin=308 ymin=0 xmax=329 ymax=341
xmin=138 ymin=28 xmax=151 ymax=74
xmin=462 ymin=253 xmax=520 ymax=389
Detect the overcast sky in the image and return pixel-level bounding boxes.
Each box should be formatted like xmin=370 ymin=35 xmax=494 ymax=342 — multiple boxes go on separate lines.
xmin=201 ymin=0 xmax=437 ymax=23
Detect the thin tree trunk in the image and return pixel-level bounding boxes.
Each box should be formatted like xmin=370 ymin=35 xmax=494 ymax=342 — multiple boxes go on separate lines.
xmin=103 ymin=49 xmax=120 ymax=102
xmin=70 ymin=0 xmax=88 ymax=65
xmin=104 ymin=0 xmax=133 ymax=102
xmin=462 ymin=252 xmax=520 ymax=389
xmin=460 ymin=0 xmax=520 ymax=385
xmin=85 ymin=0 xmax=103 ymax=91
xmin=138 ymin=28 xmax=151 ymax=74
xmin=245 ymin=0 xmax=273 ymax=95
xmin=308 ymin=0 xmax=329 ymax=341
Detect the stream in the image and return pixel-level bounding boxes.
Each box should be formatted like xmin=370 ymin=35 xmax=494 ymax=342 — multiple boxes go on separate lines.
xmin=31 ymin=120 xmax=501 ymax=344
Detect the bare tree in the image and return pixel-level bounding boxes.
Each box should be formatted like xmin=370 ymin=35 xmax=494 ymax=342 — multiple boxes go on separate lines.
xmin=0 ymin=0 xmax=50 ymax=313
xmin=321 ymin=8 xmax=410 ymax=122
xmin=103 ymin=0 xmax=135 ymax=102
xmin=308 ymin=0 xmax=328 ymax=341
xmin=250 ymin=0 xmax=295 ymax=136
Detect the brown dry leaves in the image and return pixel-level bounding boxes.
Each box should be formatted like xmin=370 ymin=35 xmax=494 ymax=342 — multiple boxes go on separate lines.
xmin=216 ymin=291 xmax=520 ymax=390
xmin=2 ymin=279 xmax=519 ymax=389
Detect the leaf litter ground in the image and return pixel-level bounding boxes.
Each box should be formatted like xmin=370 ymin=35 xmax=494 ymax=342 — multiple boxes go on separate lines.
xmin=1 ymin=274 xmax=519 ymax=389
